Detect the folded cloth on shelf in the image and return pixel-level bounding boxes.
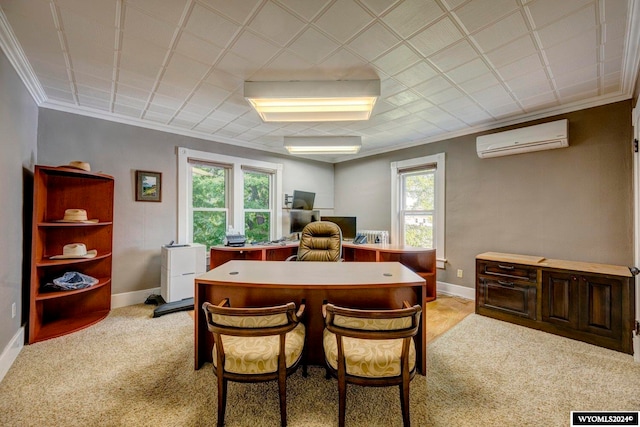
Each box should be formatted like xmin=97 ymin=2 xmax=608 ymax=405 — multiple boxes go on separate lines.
xmin=43 ymin=271 xmax=99 ymax=291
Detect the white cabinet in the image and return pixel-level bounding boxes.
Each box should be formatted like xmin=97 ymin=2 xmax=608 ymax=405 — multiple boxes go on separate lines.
xmin=161 ymin=244 xmax=206 ymax=302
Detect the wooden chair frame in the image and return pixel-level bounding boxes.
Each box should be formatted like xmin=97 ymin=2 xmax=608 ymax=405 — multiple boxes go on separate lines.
xmin=323 ymin=301 xmax=422 ymax=427
xmin=202 ymin=298 xmax=306 ymax=427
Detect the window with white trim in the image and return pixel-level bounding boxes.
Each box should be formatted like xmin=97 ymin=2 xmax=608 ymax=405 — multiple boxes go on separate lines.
xmin=391 ymin=153 xmax=446 ymax=268
xmin=178 ymin=147 xmax=283 ymax=248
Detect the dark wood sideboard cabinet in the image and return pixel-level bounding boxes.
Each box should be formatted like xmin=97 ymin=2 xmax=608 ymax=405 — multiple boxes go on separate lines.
xmin=476 ymin=252 xmax=635 ymax=354
xmin=28 ymin=165 xmax=114 ymax=343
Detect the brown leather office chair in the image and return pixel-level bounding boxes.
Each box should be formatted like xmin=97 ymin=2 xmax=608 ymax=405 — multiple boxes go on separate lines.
xmin=289 ymin=220 xmax=342 ymax=261
xmin=202 ymin=298 xmax=306 ymax=427
xmin=322 ymin=301 xmax=422 ymax=427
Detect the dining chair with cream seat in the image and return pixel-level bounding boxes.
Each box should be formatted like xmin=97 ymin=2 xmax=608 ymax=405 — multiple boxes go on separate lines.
xmin=322 ymin=301 xmax=422 ymax=427
xmin=202 ymin=298 xmax=306 ymax=427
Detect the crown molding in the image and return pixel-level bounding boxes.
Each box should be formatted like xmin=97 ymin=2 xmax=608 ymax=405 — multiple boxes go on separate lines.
xmin=0 ymin=9 xmax=46 ymax=105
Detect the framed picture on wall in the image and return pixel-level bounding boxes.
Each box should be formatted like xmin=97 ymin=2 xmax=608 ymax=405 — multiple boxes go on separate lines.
xmin=135 ymin=170 xmax=162 ymax=202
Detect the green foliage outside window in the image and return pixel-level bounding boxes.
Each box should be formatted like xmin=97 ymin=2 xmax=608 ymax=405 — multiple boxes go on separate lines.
xmin=403 ymin=172 xmax=435 ymax=248
xmin=244 ymin=171 xmax=270 ymax=242
xmin=192 ymin=165 xmax=226 ymax=248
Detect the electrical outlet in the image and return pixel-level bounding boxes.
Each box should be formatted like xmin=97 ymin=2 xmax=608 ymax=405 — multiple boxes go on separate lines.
xmin=457 ymin=269 xmax=463 ymax=278
xmin=11 ymin=302 xmax=16 ymax=319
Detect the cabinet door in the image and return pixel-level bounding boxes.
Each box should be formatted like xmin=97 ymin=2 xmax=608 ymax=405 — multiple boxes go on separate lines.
xmin=541 ymin=271 xmax=579 ymax=328
xmin=577 ymin=275 xmax=622 ymax=339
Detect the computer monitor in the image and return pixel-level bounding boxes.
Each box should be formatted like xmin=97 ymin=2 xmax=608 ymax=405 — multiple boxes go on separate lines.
xmin=292 ymin=190 xmax=315 ymax=210
xmin=289 ymin=209 xmax=320 ymax=234
xmin=321 ymin=216 xmax=357 ymax=240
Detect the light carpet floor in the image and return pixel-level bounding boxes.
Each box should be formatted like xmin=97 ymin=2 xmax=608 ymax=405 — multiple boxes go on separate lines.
xmin=425 ymin=314 xmax=640 ymax=426
xmin=0 ymin=304 xmax=425 ymax=426
xmin=2 ymin=305 xmax=638 ymax=426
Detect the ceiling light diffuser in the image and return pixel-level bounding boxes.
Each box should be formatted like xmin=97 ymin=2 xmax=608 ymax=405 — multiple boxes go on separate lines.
xmin=244 ymin=80 xmax=380 ymax=122
xmin=284 ymin=136 xmax=362 ymax=155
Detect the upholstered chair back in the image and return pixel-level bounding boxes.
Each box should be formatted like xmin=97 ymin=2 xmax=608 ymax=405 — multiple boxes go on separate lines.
xmin=297 ymin=221 xmax=342 ymax=261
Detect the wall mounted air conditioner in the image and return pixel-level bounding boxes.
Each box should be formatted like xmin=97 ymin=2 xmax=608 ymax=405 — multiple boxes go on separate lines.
xmin=476 ymin=119 xmax=568 ymax=158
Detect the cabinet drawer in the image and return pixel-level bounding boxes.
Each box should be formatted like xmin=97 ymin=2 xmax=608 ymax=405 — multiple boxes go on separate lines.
xmin=478 ymin=278 xmax=537 ymax=320
xmin=479 ymin=260 xmax=536 ymax=282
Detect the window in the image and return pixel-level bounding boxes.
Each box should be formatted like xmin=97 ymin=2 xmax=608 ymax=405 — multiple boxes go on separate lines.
xmin=391 ymin=153 xmax=445 ymax=268
xmin=178 ymin=147 xmax=282 ymax=249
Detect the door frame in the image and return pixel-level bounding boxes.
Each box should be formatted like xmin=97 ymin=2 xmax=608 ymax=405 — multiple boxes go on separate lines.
xmin=632 ymin=99 xmax=640 ymax=362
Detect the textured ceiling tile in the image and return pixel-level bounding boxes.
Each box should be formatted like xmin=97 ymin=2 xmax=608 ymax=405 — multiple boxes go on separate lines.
xmin=413 ymin=75 xmax=452 ymax=97
xmin=58 ymin=7 xmax=115 ymax=49
xmin=77 ymin=93 xmax=110 ymax=110
xmin=454 ymin=0 xmax=519 ymax=33
xmin=526 ymin=0 xmax=592 ymax=29
xmin=471 ymin=84 xmax=514 ymax=106
xmin=124 ymin=0 xmax=189 ymax=25
xmin=472 ymin=11 xmax=529 ymax=53
xmin=185 ymin=3 xmax=240 ymax=47
xmin=408 ymin=17 xmax=463 ymax=57
xmin=124 ymin=6 xmax=176 ymax=48
xmin=163 ymin=52 xmax=209 ymax=87
xmin=288 ymin=27 xmax=340 ymax=64
xmin=457 ymin=73 xmax=502 ymax=93
xmin=56 ymin=0 xmax=117 ymax=27
xmin=70 ymin=57 xmax=113 ymax=81
xmin=429 ymin=40 xmax=478 ymax=72
xmin=447 ymin=58 xmax=491 ymax=84
xmin=544 ymin=31 xmax=597 ymax=67
xmin=558 ymin=79 xmax=598 ymax=100
xmin=427 ymin=87 xmax=464 ymax=104
xmin=231 ymin=30 xmax=281 ymax=64
xmin=506 ymin=69 xmax=553 ymax=99
xmin=486 ymin=34 xmax=537 ymax=68
xmin=175 ymin=32 xmax=224 ymax=66
xmin=360 ymin=0 xmax=400 ymax=15
xmin=385 ymin=89 xmax=422 ymax=107
xmin=314 ymin=0 xmax=374 ymax=43
xmin=113 ymin=103 xmax=143 ymax=117
xmin=496 ymin=53 xmax=543 ymax=81
xmin=252 ymin=50 xmax=313 ymax=80
xmin=318 ymin=50 xmax=375 ymax=81
xmin=215 ymin=51 xmax=261 ymax=80
xmin=198 ymin=0 xmax=261 ymax=24
xmin=519 ymin=91 xmax=558 ymax=109
xmin=248 ymin=1 xmax=305 ymax=46
xmin=74 ymin=72 xmax=112 ymax=92
xmin=393 ymin=62 xmax=439 ymax=87
xmin=536 ymin=4 xmax=596 ymax=49
xmin=347 ymin=22 xmax=401 ymax=61
xmin=277 ymin=0 xmax=332 ymax=20
xmin=373 ymin=45 xmax=421 ymax=76
xmin=382 ymin=0 xmax=444 ymax=38
xmin=189 ymin=82 xmax=231 ymax=108
xmin=117 ymin=70 xmax=155 ymax=92
xmin=553 ymin=64 xmax=597 ymax=89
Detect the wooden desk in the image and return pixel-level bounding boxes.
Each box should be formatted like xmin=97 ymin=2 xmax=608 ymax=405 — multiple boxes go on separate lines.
xmin=210 ymin=243 xmax=437 ymax=301
xmin=195 ymin=261 xmax=427 ymax=374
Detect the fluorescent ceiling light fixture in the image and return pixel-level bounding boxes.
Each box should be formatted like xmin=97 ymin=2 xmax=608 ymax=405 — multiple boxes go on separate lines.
xmin=244 ymin=80 xmax=380 ymax=122
xmin=284 ymin=136 xmax=362 ymax=154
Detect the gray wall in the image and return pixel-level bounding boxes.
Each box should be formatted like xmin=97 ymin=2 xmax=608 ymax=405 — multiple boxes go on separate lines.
xmin=0 ymin=50 xmax=38 ymax=350
xmin=335 ymin=101 xmax=634 ymax=288
xmin=36 ymin=109 xmax=334 ymax=295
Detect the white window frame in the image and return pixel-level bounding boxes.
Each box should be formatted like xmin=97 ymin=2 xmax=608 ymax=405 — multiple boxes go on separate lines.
xmin=391 ymin=153 xmax=446 ymax=269
xmin=178 ymin=147 xmax=283 ymax=244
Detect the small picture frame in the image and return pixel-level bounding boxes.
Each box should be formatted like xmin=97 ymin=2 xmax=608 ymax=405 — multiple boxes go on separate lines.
xmin=135 ymin=170 xmax=162 ymax=202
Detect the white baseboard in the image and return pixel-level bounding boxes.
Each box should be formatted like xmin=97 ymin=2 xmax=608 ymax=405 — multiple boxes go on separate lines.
xmin=0 ymin=326 xmax=24 ymax=383
xmin=436 ymin=281 xmax=475 ymax=300
xmin=111 ymin=287 xmax=161 ymax=309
